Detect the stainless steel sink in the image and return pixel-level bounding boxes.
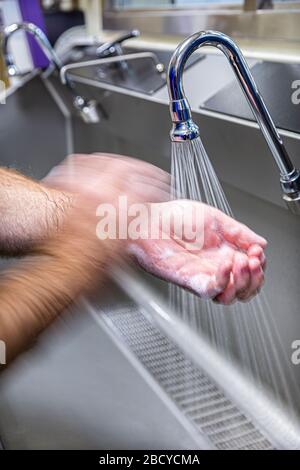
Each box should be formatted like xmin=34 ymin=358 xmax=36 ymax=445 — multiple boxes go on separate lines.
xmin=0 ymin=275 xmax=283 ymax=450
xmin=1 ymin=56 xmax=300 ymax=449
xmin=0 ymin=279 xmax=204 ymax=449
xmin=62 ymin=46 xmax=204 ymax=95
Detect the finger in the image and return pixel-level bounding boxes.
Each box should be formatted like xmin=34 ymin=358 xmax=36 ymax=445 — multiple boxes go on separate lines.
xmin=213 ymin=273 xmax=237 ymax=305
xmin=46 ymin=154 xmax=171 ymax=194
xmin=57 ymin=158 xmax=171 ymax=198
xmin=209 ymin=259 xmax=233 ymax=298
xmin=213 ymin=208 xmax=267 ymax=250
xmin=232 ymin=252 xmax=251 ymax=298
xmin=92 ymin=153 xmax=171 ymax=183
xmin=54 ymin=154 xmax=150 ymax=182
xmin=248 ymin=244 xmax=263 ymax=258
xmin=239 ymin=257 xmax=264 ymax=301
xmin=260 ymin=252 xmax=266 ymax=271
xmin=247 ymin=244 xmax=267 ymax=270
xmin=129 ymin=174 xmax=171 ymax=202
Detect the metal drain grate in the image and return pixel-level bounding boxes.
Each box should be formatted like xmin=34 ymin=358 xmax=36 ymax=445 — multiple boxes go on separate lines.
xmin=101 ymin=304 xmax=274 ymax=450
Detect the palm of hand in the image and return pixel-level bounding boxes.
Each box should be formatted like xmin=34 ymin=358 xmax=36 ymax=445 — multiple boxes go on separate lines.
xmin=128 ymin=201 xmax=267 ymax=305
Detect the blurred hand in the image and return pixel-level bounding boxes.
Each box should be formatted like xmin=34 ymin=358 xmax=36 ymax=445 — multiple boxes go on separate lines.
xmin=0 ymin=153 xmax=171 ymax=362
xmin=42 ymin=153 xmax=171 ymax=279
xmin=128 ymin=200 xmax=267 ymax=305
xmin=44 ymin=153 xmax=171 ymax=205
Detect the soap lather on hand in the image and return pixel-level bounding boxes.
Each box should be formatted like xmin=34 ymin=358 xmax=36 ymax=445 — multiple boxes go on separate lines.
xmin=128 ymin=200 xmax=267 ymax=305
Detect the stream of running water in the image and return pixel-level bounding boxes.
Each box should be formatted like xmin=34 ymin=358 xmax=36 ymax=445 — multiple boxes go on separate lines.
xmin=170 ymin=136 xmax=300 ymax=415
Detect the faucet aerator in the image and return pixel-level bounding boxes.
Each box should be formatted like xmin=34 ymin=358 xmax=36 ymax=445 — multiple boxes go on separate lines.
xmin=283 ymin=192 xmax=300 ymax=215
xmin=171 ymin=120 xmax=200 ymax=142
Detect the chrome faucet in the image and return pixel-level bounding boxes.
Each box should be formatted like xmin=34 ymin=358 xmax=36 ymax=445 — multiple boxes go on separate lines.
xmin=167 ymin=30 xmax=300 ymax=214
xmin=2 ymin=22 xmax=99 ymax=123
xmin=96 ymin=29 xmax=164 ymax=74
xmin=96 ymin=30 xmax=140 ymax=58
xmin=96 ymin=29 xmax=141 ymax=73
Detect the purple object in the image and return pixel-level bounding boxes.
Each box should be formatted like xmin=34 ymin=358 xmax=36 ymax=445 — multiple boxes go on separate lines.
xmin=18 ymin=0 xmax=49 ymax=69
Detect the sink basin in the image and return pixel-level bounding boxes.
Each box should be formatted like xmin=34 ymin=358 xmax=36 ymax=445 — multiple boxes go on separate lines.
xmin=64 ymin=45 xmax=205 ymax=95
xmin=0 ymin=275 xmax=204 ymax=449
xmin=202 ymin=61 xmax=300 ymax=134
xmin=0 ymin=272 xmax=281 ymax=450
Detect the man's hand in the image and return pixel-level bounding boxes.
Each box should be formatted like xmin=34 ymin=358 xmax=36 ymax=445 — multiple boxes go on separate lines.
xmin=0 ymin=154 xmax=170 ymax=364
xmin=43 ymin=153 xmax=171 ymax=204
xmin=0 ymin=154 xmax=170 ymax=256
xmin=128 ymin=200 xmax=267 ymax=305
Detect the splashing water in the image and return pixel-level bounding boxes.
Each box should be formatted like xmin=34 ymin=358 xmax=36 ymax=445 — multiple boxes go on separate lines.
xmin=170 ymin=136 xmax=300 ymax=415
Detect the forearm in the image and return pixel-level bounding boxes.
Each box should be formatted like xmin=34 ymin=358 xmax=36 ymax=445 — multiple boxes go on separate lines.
xmin=0 ymin=167 xmax=71 ymax=256
xmin=0 ymin=235 xmax=114 ymax=366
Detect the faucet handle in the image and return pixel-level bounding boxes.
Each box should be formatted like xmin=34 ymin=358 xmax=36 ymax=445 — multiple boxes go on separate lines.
xmin=96 ymin=30 xmax=140 ymax=58
xmin=114 ymin=29 xmax=140 ymax=45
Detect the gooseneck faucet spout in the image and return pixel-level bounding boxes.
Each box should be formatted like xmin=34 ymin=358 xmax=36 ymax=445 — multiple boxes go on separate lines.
xmin=3 ymin=22 xmax=61 ymax=76
xmin=2 ymin=22 xmax=99 ymax=123
xmin=167 ymin=30 xmax=300 ymax=213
